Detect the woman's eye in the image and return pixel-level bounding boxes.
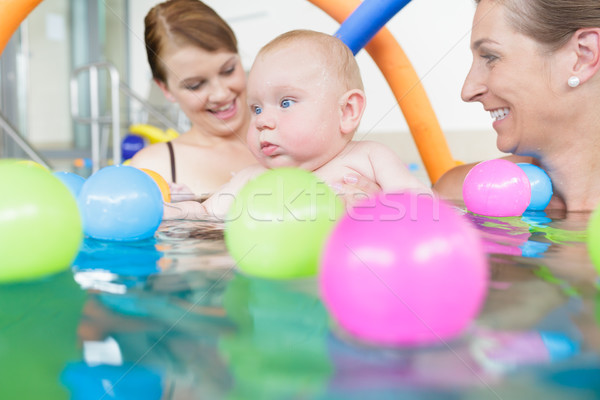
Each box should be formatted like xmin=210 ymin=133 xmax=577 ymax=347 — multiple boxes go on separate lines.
xmin=281 ymin=99 xmax=295 ymax=108
xmin=481 ymin=54 xmax=498 ymax=65
xmin=223 ymin=66 xmax=235 ymax=76
xmin=185 ymin=82 xmax=203 ymax=91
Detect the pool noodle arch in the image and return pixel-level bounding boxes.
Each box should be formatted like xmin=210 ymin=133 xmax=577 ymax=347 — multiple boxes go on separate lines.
xmin=1 ymin=0 xmax=456 ymax=183
xmin=309 ymin=0 xmax=456 ymax=183
xmin=0 ymin=0 xmax=44 ymax=56
xmin=334 ymin=0 xmax=412 ymax=55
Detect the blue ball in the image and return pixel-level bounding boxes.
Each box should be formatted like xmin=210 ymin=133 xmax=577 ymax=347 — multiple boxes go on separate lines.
xmin=53 ymin=171 xmax=86 ymax=199
xmin=77 ymin=165 xmax=163 ymax=241
xmin=121 ymin=134 xmax=146 ymax=160
xmin=517 ymin=163 xmax=553 ymax=211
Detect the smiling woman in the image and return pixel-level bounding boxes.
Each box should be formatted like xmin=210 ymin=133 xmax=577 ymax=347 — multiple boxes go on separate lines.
xmin=128 ymin=0 xmax=383 ymax=206
xmin=128 ymin=0 xmax=257 ymax=201
xmin=433 ymin=0 xmax=600 ymax=212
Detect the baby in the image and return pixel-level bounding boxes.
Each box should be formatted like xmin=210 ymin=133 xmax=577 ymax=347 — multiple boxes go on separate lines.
xmin=165 ymin=29 xmax=429 ymax=220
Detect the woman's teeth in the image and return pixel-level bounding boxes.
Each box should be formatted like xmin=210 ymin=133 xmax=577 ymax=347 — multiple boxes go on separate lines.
xmin=213 ymin=102 xmax=233 ymax=112
xmin=490 ymin=108 xmax=510 ymax=121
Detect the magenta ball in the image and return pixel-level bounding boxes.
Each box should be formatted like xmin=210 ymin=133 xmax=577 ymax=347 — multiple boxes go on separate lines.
xmin=462 ymin=159 xmax=531 ymax=217
xmin=320 ymin=192 xmax=489 ymax=346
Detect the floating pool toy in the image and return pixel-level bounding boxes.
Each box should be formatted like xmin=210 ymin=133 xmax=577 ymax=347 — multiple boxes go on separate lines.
xmin=139 ymin=168 xmax=171 ymax=203
xmin=0 ymin=162 xmax=82 ymax=282
xmin=463 ymin=159 xmax=531 ymax=217
xmin=587 ymin=203 xmax=600 ymax=274
xmin=53 ymin=171 xmax=86 ymax=199
xmin=517 ymin=163 xmax=553 ymax=211
xmin=128 ymin=124 xmax=179 ymax=144
xmin=120 ymin=125 xmax=180 ymax=161
xmin=121 ymin=134 xmax=146 ymax=160
xmin=225 ymin=168 xmax=343 ymax=279
xmin=78 ymin=165 xmax=163 ymax=241
xmin=320 ymin=192 xmax=489 ymax=346
xmin=16 ymin=159 xmax=48 ymax=170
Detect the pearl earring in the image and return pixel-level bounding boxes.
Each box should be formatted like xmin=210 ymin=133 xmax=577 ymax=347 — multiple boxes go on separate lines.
xmin=568 ymin=76 xmax=580 ymax=88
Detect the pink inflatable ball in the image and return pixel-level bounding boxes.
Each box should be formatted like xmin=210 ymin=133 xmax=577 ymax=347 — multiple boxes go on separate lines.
xmin=462 ymin=159 xmax=531 ymax=217
xmin=320 ymin=192 xmax=489 ymax=347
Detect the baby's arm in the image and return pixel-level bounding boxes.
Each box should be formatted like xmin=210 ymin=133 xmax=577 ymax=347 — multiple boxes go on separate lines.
xmin=163 ymin=164 xmax=267 ymax=220
xmin=367 ymin=142 xmax=432 ymax=194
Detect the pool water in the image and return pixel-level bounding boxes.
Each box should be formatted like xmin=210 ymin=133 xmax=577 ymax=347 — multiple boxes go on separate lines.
xmin=1 ymin=209 xmax=599 ymax=399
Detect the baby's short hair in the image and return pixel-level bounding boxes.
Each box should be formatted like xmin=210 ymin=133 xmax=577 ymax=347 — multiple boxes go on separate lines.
xmin=257 ymin=29 xmax=364 ymax=92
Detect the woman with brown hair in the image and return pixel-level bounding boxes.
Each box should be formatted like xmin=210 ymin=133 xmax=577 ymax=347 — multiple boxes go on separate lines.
xmin=129 ymin=0 xmax=256 ymax=202
xmin=434 ymin=0 xmax=600 ymax=212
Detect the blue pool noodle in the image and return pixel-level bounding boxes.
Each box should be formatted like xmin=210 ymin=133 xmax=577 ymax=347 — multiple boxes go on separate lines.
xmin=334 ymin=0 xmax=413 ymax=55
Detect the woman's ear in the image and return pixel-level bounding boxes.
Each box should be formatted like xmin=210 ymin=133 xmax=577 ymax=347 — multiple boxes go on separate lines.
xmin=155 ymin=79 xmax=176 ymax=102
xmin=570 ymin=28 xmax=600 ymax=84
xmin=339 ymin=89 xmax=366 ymax=136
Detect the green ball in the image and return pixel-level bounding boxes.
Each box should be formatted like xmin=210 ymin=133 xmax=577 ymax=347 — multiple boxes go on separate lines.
xmin=588 ymin=204 xmax=600 ymax=274
xmin=224 ymin=168 xmax=343 ymax=279
xmin=0 ymin=162 xmax=83 ymax=282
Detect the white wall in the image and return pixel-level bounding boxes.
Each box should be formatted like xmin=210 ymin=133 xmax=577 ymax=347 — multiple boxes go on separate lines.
xmin=128 ymin=0 xmax=503 ymax=165
xmin=27 ymin=0 xmax=71 ymax=145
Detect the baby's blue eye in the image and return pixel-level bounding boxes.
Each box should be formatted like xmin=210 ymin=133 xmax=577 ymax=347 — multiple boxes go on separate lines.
xmin=281 ymin=99 xmax=295 ymax=108
xmin=253 ymin=105 xmax=262 ymax=115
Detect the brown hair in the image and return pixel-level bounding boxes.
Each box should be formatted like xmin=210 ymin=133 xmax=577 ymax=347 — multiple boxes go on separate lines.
xmin=144 ymin=0 xmax=238 ymax=83
xmin=257 ymin=29 xmax=364 ymax=92
xmin=477 ymin=0 xmax=600 ymax=50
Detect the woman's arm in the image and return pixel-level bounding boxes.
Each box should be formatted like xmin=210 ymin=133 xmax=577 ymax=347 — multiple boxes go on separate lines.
xmin=162 ymin=164 xmax=266 ymax=221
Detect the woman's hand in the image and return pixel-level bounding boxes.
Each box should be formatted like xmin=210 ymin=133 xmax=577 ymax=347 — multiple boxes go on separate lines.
xmin=169 ymin=182 xmax=202 ymax=202
xmin=331 ymin=173 xmax=382 ymax=207
xmin=163 ymin=201 xmax=210 ymax=220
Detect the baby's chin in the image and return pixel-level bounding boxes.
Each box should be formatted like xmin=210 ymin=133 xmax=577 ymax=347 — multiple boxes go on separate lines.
xmin=260 ymin=156 xmax=299 ymax=170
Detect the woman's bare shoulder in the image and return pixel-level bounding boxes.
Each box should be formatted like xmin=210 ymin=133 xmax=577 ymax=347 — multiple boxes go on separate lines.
xmin=128 ymin=142 xmax=170 ymax=166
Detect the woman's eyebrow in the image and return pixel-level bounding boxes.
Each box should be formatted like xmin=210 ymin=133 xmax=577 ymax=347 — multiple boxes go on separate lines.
xmin=472 ymin=38 xmax=500 ymax=51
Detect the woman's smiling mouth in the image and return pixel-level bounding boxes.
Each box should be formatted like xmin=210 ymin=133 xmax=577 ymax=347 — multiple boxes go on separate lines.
xmin=490 ymin=107 xmax=510 ymax=121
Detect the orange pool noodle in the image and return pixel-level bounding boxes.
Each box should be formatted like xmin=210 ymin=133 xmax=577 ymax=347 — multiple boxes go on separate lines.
xmin=0 ymin=0 xmax=44 ymax=56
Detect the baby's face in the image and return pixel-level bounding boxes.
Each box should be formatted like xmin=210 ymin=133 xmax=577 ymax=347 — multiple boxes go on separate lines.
xmin=245 ymin=42 xmax=349 ymax=171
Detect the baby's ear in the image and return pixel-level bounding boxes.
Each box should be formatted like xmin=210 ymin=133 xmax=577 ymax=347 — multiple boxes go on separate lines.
xmin=339 ymin=89 xmax=366 ymax=136
xmin=155 ymin=79 xmax=177 ymax=103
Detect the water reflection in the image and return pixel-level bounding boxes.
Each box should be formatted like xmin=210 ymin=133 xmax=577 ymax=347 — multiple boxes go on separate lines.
xmin=2 ymin=210 xmax=599 ymax=399
xmin=72 ymin=267 xmax=235 ymax=398
xmin=220 ymin=274 xmax=332 ymax=399
xmin=0 ymin=271 xmax=86 ymax=400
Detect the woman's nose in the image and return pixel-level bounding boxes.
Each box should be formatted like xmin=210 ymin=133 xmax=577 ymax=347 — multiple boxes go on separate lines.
xmin=461 ymin=65 xmax=487 ymax=103
xmin=208 ymin=79 xmax=229 ymax=103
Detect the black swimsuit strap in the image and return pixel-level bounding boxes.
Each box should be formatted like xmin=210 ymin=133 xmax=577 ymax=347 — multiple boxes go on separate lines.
xmin=166 ymin=141 xmax=176 ymax=183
